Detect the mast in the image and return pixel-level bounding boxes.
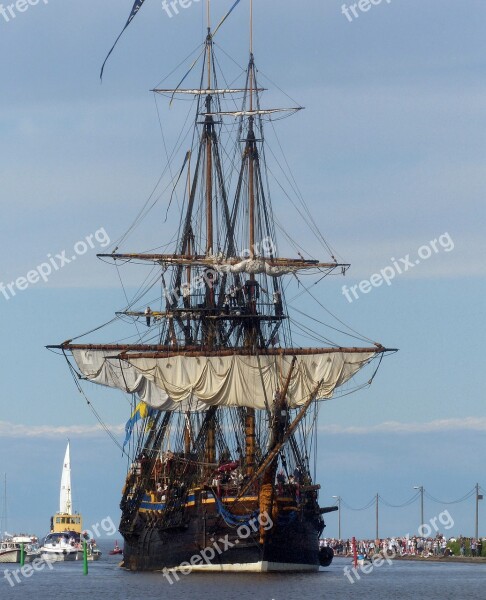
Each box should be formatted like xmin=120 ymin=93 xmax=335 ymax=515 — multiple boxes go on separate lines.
xmin=204 ymin=0 xmax=216 ymax=457
xmin=205 ymin=21 xmax=213 ymax=259
xmin=1 ymin=473 xmax=6 ymax=536
xmin=245 ymin=0 xmax=256 ymax=475
xmin=248 ymin=0 xmax=255 ymax=257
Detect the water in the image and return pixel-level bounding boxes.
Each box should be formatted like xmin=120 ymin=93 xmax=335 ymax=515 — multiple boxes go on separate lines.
xmin=1 ymin=545 xmax=485 ymax=599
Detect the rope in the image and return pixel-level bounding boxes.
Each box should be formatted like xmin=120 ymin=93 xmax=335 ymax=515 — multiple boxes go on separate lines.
xmin=63 ymin=351 xmax=129 ymax=458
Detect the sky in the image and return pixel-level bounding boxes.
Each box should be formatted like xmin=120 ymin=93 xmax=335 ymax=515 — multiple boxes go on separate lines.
xmin=0 ymin=0 xmax=485 ymax=540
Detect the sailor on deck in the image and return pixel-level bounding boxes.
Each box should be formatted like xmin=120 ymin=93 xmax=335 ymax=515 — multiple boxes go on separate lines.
xmin=229 ymin=284 xmax=238 ymax=306
xmin=181 ymin=283 xmax=191 ymax=309
xmin=273 ymin=290 xmax=283 ymax=316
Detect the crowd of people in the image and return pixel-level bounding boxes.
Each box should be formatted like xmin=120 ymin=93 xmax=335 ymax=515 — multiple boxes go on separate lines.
xmin=320 ymin=536 xmax=485 ymax=558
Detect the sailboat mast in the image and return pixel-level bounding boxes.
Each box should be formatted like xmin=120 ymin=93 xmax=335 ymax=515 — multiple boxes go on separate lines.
xmin=60 ymin=441 xmax=73 ymax=515
xmin=248 ymin=0 xmax=255 ymax=257
xmin=2 ymin=473 xmax=6 ymax=535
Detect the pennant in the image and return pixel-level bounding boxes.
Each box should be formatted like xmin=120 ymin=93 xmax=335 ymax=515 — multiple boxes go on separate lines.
xmin=100 ymin=0 xmax=148 ymax=81
xmin=212 ymin=0 xmax=242 ymax=37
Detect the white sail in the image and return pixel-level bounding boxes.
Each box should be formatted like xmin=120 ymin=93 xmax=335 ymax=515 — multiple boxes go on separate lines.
xmin=203 ymin=108 xmax=303 ymax=117
xmin=152 ymin=88 xmax=265 ymax=95
xmin=71 ymin=349 xmax=376 ymax=411
xmin=70 ymin=349 xmax=196 ymax=411
xmin=59 ymin=442 xmax=72 ymax=515
xmin=210 ymin=257 xmax=302 ymax=277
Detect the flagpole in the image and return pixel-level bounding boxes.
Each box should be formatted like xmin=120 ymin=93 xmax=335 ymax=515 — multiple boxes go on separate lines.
xmin=207 ymin=0 xmax=212 ymax=90
xmin=250 ymin=0 xmax=253 ymax=56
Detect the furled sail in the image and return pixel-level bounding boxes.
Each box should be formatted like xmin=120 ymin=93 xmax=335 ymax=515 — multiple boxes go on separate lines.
xmin=59 ymin=442 xmax=72 ymax=515
xmin=210 ymin=258 xmax=302 ymax=276
xmin=96 ymin=253 xmax=349 ymax=275
xmin=71 ymin=348 xmax=378 ymax=411
xmin=152 ymin=88 xmax=266 ymax=95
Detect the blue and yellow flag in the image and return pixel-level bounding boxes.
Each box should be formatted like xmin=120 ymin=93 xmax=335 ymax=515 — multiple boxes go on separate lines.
xmin=123 ymin=401 xmax=155 ymax=449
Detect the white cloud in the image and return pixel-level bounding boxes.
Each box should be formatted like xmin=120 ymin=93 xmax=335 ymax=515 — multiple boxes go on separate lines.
xmin=319 ymin=417 xmax=486 ymax=435
xmin=2 ymin=416 xmax=485 ymax=440
xmin=0 ymin=421 xmax=124 ymax=439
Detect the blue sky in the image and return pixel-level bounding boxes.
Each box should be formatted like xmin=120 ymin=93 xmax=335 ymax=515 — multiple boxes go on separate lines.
xmin=0 ymin=0 xmax=485 ymax=539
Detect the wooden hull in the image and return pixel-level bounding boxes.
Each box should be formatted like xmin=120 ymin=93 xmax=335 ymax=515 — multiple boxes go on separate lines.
xmin=121 ymin=500 xmax=324 ymax=572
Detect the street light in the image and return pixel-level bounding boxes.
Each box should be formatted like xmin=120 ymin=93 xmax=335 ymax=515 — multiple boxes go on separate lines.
xmin=413 ymin=486 xmax=424 ymax=532
xmin=475 ymin=483 xmax=483 ymax=540
xmin=332 ymin=495 xmax=341 ymax=539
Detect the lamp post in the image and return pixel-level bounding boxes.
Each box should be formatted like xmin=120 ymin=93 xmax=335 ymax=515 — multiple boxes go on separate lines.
xmin=475 ymin=483 xmax=483 ymax=540
xmin=376 ymin=493 xmax=379 ymax=541
xmin=332 ymin=495 xmax=341 ymax=539
xmin=414 ymin=485 xmax=424 ymax=532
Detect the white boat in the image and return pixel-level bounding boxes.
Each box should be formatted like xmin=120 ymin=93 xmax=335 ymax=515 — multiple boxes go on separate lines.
xmin=39 ymin=442 xmax=87 ymax=562
xmin=40 ymin=532 xmax=78 ymax=562
xmin=77 ymin=541 xmax=102 ymax=562
xmin=0 ymin=536 xmax=40 ymax=564
xmin=0 ymin=540 xmax=22 ymax=564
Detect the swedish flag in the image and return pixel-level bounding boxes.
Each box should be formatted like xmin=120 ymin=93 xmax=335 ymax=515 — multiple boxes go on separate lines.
xmin=123 ymin=401 xmax=155 ymax=449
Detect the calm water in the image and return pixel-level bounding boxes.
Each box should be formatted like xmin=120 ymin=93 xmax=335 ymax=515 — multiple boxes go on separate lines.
xmin=1 ymin=544 xmax=485 ymax=599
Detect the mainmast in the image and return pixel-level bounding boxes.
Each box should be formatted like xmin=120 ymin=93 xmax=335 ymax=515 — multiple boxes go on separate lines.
xmin=205 ymin=0 xmax=214 ymax=258
xmin=245 ymin=0 xmax=256 ymax=476
xmin=248 ymin=0 xmax=255 ymax=257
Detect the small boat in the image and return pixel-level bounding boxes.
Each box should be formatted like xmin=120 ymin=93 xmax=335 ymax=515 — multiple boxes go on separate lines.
xmin=78 ymin=539 xmax=102 ymax=561
xmin=109 ymin=541 xmax=123 ymax=556
xmin=0 ymin=540 xmax=23 ymax=564
xmin=39 ymin=532 xmax=78 ymax=562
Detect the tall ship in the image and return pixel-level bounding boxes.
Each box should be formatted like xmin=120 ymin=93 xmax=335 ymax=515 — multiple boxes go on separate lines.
xmin=48 ymin=0 xmax=394 ymax=572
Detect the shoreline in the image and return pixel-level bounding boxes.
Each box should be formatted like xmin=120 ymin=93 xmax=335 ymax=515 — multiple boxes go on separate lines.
xmin=392 ymin=555 xmax=486 ymax=564
xmin=336 ymin=554 xmax=486 ymax=565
